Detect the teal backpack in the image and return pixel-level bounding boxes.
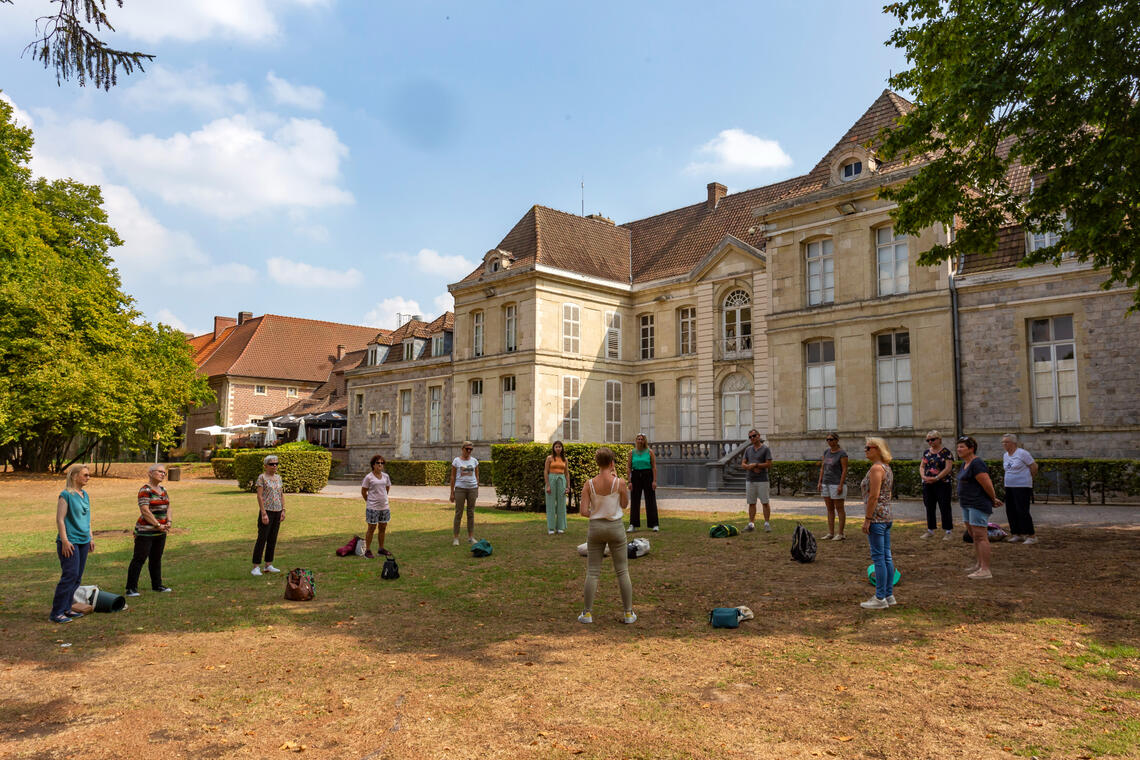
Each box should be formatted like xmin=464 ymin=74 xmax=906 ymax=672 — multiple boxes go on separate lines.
xmin=471 ymin=539 xmax=493 ymax=557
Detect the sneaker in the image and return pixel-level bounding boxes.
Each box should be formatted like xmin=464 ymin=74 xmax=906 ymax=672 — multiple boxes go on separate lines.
xmin=965 ymin=565 xmax=980 ymax=574
xmin=622 ymin=611 xmax=638 ymax=624
xmin=452 ymin=537 xmax=460 ymax=546
xmin=943 ymin=530 xmax=953 ymax=541
xmin=1023 ymin=536 xmax=1038 ymax=545
xmin=626 ymin=525 xmax=636 ymax=533
xmin=1006 ymin=535 xmax=1022 ymax=543
xmin=152 ymin=586 xmax=172 ymax=593
xmin=264 ymin=565 xmax=281 ymax=574
xmin=763 ymin=522 xmax=771 ymax=533
xmin=861 ymin=597 xmax=889 ymax=610
xmin=548 ymin=530 xmax=555 ymax=535
xmin=364 ymin=550 xmax=375 ymax=558
xmin=467 ymin=537 xmax=477 ymax=545
xmin=746 ymin=523 xmax=756 ymax=532
xmin=652 ymin=526 xmax=659 ymax=532
xmin=577 ymin=612 xmax=593 ymax=624
xmin=820 ymin=533 xmax=834 ymax=540
xmin=833 ymin=534 xmax=846 ymax=541
xmin=967 ymin=569 xmax=993 ymax=580
xmin=125 ymin=588 xmax=140 ymax=597
xmin=886 ymin=595 xmax=897 ymax=606
xmin=556 ymin=530 xmax=565 ymax=534
xmin=920 ymin=529 xmax=935 ymax=539
xmin=251 ymin=566 xmax=262 ymax=576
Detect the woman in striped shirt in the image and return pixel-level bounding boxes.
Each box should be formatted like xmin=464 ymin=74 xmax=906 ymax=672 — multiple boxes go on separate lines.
xmin=125 ymin=463 xmax=172 ymax=596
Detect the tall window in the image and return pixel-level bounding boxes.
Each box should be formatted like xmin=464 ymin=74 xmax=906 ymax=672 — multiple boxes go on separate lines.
xmin=403 ymin=341 xmax=414 ymax=360
xmin=504 ymin=304 xmax=517 ymax=352
xmin=639 ymin=315 xmax=655 ymax=359
xmin=562 ymin=304 xmax=580 ymax=353
xmin=469 ymin=379 xmax=483 ymax=439
xmin=639 ymin=381 xmax=656 ymax=440
xmin=605 ymin=311 xmax=621 ymax=359
xmin=472 ymin=311 xmax=484 ymax=357
xmin=806 ymin=239 xmax=834 ymax=306
xmin=432 ymin=335 xmax=444 ymax=356
xmin=678 ymin=377 xmax=697 ymax=440
xmin=678 ymin=307 xmax=696 ymax=355
xmin=876 ymin=332 xmax=912 ymax=428
xmin=380 ymin=411 xmax=390 ymax=435
xmin=806 ymin=339 xmax=836 ymax=430
xmin=428 ymin=386 xmax=442 ymax=442
xmin=1030 ymin=316 xmax=1078 ymax=425
xmin=722 ymin=289 xmax=752 ymax=355
xmin=501 ymin=376 xmax=516 ymax=439
xmin=368 ymin=412 xmax=377 ymax=435
xmin=876 ymin=227 xmax=909 ymax=296
xmin=355 ymin=393 xmax=364 ymax=415
xmin=561 ymin=376 xmax=580 ymax=440
xmin=605 ymin=380 xmax=622 ymax=443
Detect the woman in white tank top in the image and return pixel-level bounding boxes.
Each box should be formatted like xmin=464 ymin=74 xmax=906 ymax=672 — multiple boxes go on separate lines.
xmin=578 ymin=448 xmax=635 ymax=624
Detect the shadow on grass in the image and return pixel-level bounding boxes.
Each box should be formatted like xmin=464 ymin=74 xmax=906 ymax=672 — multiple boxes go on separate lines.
xmin=3 ymin=502 xmax=1139 ymax=672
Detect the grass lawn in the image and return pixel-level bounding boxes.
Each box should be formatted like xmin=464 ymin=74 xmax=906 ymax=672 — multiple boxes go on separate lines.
xmin=1 ymin=474 xmax=1138 ymax=759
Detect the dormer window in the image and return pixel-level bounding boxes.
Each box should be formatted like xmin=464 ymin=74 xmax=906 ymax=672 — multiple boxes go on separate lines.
xmin=403 ymin=340 xmax=414 ymax=361
xmin=841 ymin=159 xmax=862 ymax=181
xmin=483 ymin=248 xmax=514 ymax=274
xmin=492 ymin=261 xmax=500 ymax=272
xmin=432 ymin=334 xmax=444 ymax=357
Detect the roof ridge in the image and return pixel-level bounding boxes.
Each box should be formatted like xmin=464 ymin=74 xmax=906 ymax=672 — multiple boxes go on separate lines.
xmin=532 ymin=204 xmax=545 ymax=265
xmin=620 ymin=176 xmax=808 ymax=228
xmin=259 ymin=313 xmax=388 ymax=333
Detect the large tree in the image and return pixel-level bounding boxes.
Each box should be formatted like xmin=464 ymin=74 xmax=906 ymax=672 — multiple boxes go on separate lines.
xmin=0 ymin=98 xmax=211 ymax=471
xmin=880 ymin=0 xmax=1140 ymax=309
xmin=1 ymin=0 xmax=153 ymax=89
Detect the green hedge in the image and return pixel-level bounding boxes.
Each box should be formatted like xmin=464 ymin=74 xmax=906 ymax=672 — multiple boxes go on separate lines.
xmin=211 ymin=457 xmax=236 ymax=479
xmin=210 ymin=448 xmax=237 ymax=460
xmin=385 ymin=460 xmax=451 ymax=486
xmin=492 ymin=443 xmax=633 ymax=512
xmin=234 ymin=449 xmax=332 ymax=493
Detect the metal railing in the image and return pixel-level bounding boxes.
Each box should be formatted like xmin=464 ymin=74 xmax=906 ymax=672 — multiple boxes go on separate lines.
xmin=717 ymin=335 xmax=753 ymax=359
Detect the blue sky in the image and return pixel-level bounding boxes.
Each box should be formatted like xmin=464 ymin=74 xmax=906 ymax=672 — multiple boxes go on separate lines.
xmin=0 ymin=1 xmax=910 ymax=336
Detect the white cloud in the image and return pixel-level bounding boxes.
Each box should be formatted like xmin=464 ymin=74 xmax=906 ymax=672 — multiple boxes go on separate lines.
xmin=0 ymin=93 xmax=34 ymax=129
xmin=123 ymin=65 xmax=250 ymax=114
xmin=154 ymin=308 xmax=200 ymax=335
xmin=434 ymin=292 xmax=454 ymax=315
xmin=685 ymin=128 xmax=793 ymax=175
xmin=112 ymin=0 xmax=331 ymax=43
xmin=365 ymin=297 xmax=423 ymax=330
xmin=267 ymin=72 xmax=325 ymax=111
xmin=267 ymin=257 xmax=360 ymax=288
xmin=31 ymin=113 xmax=353 ymax=218
xmin=411 ymin=248 xmax=476 ymax=276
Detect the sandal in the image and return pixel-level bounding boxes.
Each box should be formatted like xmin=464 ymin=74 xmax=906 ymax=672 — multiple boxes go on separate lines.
xmin=50 ymin=614 xmax=72 ymax=624
xmin=66 ymin=610 xmax=85 ymax=619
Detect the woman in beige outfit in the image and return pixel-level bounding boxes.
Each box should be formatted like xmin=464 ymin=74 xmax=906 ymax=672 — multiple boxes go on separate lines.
xmin=577 ymin=448 xmax=635 ymax=625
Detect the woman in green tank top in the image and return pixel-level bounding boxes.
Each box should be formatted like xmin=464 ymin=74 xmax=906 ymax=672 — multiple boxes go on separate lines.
xmin=626 ymin=434 xmax=659 ymax=532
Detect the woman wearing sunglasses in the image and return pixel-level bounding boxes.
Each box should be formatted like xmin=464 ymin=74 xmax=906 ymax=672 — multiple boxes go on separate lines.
xmin=920 ymin=431 xmax=954 ymax=540
xmin=449 ymin=441 xmax=480 ymax=546
xmin=860 ymin=438 xmax=896 ymax=610
xmin=817 ymin=433 xmax=848 ymax=540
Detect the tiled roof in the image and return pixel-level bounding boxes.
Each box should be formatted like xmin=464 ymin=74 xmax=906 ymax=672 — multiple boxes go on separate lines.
xmin=191 ymin=314 xmax=385 ymax=383
xmin=373 ymin=315 xmax=446 ymax=345
xmin=188 ymin=325 xmax=238 ymax=364
xmin=267 ymin=348 xmax=366 ymax=417
xmin=426 ymin=312 xmax=454 ymax=332
xmin=958 ymin=225 xmax=1028 ymax=275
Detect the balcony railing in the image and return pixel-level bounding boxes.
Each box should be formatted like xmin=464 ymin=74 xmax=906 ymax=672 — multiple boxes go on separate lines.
xmin=650 ymin=440 xmax=747 ymax=461
xmin=717 ymin=334 xmax=753 ymax=360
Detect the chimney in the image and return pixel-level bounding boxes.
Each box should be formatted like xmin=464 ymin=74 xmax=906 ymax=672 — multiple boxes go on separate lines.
xmin=213 ymin=315 xmax=236 ymax=339
xmin=585 ymin=213 xmax=615 ymax=225
xmin=336 ymin=344 xmax=346 ymax=360
xmin=707 ymin=182 xmax=727 ymax=211
xmin=237 ymin=311 xmax=253 ymax=325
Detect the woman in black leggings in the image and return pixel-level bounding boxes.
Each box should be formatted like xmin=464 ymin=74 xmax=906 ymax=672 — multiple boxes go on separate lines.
xmin=626 ymin=434 xmax=658 ymax=532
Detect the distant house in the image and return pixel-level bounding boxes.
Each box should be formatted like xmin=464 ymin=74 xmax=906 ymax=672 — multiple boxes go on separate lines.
xmin=184 ymin=311 xmax=385 ymax=453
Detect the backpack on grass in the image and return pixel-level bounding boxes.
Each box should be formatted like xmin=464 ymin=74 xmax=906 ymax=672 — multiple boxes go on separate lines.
xmin=336 ymin=536 xmax=361 ymax=556
xmin=709 ymin=523 xmax=739 ymax=538
xmin=790 ymin=523 xmax=817 ymax=563
xmin=381 ymin=555 xmax=399 ymax=580
xmin=471 ymin=539 xmax=493 ymax=557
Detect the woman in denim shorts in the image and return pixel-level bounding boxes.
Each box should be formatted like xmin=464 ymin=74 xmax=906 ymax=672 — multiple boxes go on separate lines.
xmin=955 ymin=436 xmax=1003 ymax=579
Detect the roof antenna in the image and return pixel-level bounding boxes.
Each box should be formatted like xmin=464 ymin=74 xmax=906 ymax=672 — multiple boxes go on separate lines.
xmin=581 ymin=176 xmax=585 ymax=216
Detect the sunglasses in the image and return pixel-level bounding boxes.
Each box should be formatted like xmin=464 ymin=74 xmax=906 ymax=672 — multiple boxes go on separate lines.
xmin=266 ymin=462 xmax=279 ymax=466
xmin=826 ymin=438 xmax=837 ymax=442
xmin=957 ymin=436 xmax=971 ymax=443
xmin=864 ymin=445 xmax=877 ymax=451
xmin=925 ymin=438 xmax=939 ymax=442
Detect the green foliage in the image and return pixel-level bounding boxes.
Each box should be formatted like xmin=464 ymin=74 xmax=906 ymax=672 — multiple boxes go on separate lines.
xmin=233 ymin=449 xmax=331 ymax=494
xmin=881 ymin=0 xmax=1140 ymax=309
xmin=211 ymin=457 xmax=236 ymax=479
xmin=181 ymin=452 xmax=200 ymax=463
xmin=0 ymin=98 xmax=212 ymax=471
xmin=385 ymin=460 xmax=451 ymax=486
xmin=492 ymin=442 xmax=632 ymax=512
xmin=210 ymin=448 xmax=237 ymax=460
xmin=274 ymin=440 xmax=325 ymax=452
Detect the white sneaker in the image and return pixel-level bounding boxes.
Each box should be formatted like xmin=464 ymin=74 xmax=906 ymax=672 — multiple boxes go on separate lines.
xmin=264 ymin=565 xmax=281 ymax=574
xmin=1023 ymin=536 xmax=1038 ymax=545
xmin=577 ymin=612 xmax=593 ymax=624
xmin=622 ymin=611 xmax=638 ymax=624
xmin=861 ymin=597 xmax=889 ymax=610
xmin=886 ymin=595 xmax=897 ymax=606
xmin=556 ymin=530 xmax=565 ymax=534
xmin=1006 ymin=535 xmax=1022 ymax=543
xmin=652 ymin=526 xmax=659 ymax=532
xmin=763 ymin=522 xmax=771 ymax=533
xmin=626 ymin=525 xmax=636 ymax=533
xmin=746 ymin=523 xmax=756 ymax=532
xmin=943 ymin=530 xmax=953 ymax=541
xmin=251 ymin=566 xmax=262 ymax=576
xmin=833 ymin=534 xmax=846 ymax=541
xmin=920 ymin=529 xmax=935 ymax=539
xmin=468 ymin=537 xmax=477 ymax=545
xmin=821 ymin=533 xmax=834 ymax=540
xmin=452 ymin=537 xmax=460 ymax=546
xmin=548 ymin=530 xmax=555 ymax=535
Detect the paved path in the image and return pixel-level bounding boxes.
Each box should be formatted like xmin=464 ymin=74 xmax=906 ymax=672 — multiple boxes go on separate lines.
xmin=319 ymin=481 xmax=1139 ymax=528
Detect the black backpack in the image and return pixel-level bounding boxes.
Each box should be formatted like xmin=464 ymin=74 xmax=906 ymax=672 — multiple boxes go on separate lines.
xmin=381 ymin=555 xmax=399 ymax=580
xmin=790 ymin=523 xmax=817 ymax=563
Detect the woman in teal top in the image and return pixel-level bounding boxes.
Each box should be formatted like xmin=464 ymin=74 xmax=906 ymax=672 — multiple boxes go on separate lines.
xmin=626 ymin=434 xmax=659 ymax=532
xmin=50 ymin=463 xmax=94 ymax=623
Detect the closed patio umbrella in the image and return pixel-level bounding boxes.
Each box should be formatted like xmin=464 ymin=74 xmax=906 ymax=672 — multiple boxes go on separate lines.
xmin=296 ymin=417 xmax=307 ymax=443
xmin=265 ymin=421 xmax=278 ymax=446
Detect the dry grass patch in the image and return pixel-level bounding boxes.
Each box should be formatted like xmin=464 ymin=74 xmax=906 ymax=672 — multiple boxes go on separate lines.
xmin=1 ymin=475 xmax=1138 ymax=759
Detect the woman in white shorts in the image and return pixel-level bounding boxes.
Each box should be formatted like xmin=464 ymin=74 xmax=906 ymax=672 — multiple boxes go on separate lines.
xmin=816 ymin=433 xmax=849 ymax=540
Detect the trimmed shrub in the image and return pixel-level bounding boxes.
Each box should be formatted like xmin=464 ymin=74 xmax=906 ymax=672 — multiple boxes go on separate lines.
xmin=211 ymin=457 xmax=236 ymax=479
xmin=492 ymin=442 xmax=632 ymax=512
xmin=181 ymin=452 xmax=201 ymax=462
xmin=210 ymin=448 xmax=237 ymax=460
xmin=386 ymin=460 xmax=451 ymax=486
xmin=275 ymin=440 xmax=326 ymax=452
xmin=234 ymin=449 xmax=332 ymax=493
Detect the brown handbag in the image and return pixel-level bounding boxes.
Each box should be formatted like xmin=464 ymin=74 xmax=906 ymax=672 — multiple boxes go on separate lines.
xmin=284 ymin=568 xmax=315 ymax=601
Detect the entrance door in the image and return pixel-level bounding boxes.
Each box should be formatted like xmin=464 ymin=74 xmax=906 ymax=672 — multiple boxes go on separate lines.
xmin=720 ymin=373 xmax=753 ymax=440
xmin=399 ymin=389 xmax=412 ymax=458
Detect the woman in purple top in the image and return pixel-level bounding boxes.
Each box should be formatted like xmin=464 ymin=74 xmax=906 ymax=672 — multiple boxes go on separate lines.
xmin=920 ymin=430 xmax=954 ymax=540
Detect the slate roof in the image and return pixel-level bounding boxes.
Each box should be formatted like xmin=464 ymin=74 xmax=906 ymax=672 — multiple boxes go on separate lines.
xmin=372 ymin=312 xmax=454 ymax=346
xmin=190 ymin=314 xmax=385 ymax=383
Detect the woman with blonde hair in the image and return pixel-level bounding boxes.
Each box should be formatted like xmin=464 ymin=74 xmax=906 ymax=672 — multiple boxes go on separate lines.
xmin=50 ymin=463 xmax=95 ymax=623
xmin=860 ymin=437 xmax=896 ymax=610
xmin=578 ymin=447 xmax=635 ymax=625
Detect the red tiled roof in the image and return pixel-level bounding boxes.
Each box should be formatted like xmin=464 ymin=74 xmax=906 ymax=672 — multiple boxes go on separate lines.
xmin=191 ymin=314 xmax=387 ymax=383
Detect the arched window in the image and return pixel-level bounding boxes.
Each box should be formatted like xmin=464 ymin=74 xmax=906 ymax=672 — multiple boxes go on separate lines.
xmin=720 ymin=372 xmax=753 ymax=440
xmin=722 ymin=289 xmax=752 ymax=357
